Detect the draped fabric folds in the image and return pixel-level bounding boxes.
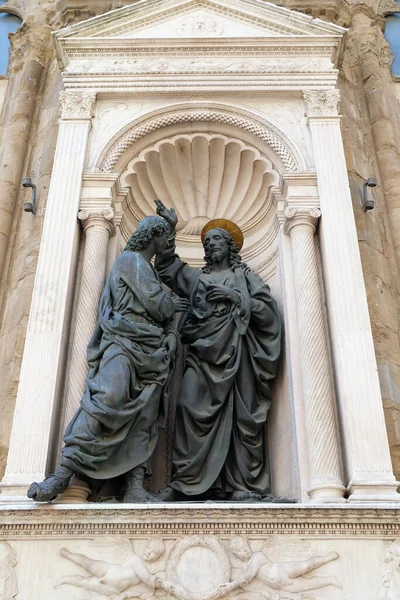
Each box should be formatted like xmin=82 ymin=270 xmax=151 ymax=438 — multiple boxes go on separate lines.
xmin=60 ymin=251 xmax=175 ymax=480
xmin=155 ymin=236 xmax=281 ymax=497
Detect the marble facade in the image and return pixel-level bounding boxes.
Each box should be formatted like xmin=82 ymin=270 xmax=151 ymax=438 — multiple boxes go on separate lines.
xmin=0 ymin=0 xmax=399 ymax=598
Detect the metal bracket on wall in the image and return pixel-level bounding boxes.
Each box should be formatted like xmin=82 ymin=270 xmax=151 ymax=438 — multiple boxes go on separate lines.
xmin=362 ymin=178 xmax=376 ymax=211
xmin=22 ymin=178 xmax=37 ymax=215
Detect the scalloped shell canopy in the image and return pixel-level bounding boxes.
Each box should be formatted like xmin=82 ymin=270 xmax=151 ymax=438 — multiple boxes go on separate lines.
xmin=121 ymin=133 xmax=279 ymax=234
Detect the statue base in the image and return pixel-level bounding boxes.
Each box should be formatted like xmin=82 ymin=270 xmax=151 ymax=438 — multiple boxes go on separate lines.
xmin=0 ymin=503 xmax=399 ymax=599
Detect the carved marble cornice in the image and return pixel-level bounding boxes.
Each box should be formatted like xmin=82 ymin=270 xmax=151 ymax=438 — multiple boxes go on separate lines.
xmin=1 ymin=506 xmax=400 ymax=538
xmin=59 ymin=90 xmax=96 ymax=120
xmin=303 ymin=89 xmax=341 ymax=117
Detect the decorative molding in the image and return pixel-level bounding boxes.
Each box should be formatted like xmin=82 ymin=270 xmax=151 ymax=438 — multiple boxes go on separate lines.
xmin=98 ymin=104 xmax=306 ymax=174
xmin=303 ymin=90 xmax=341 ymax=118
xmin=59 ymin=91 xmax=96 ymax=120
xmin=1 ymin=506 xmax=400 ymax=538
xmin=54 ymin=0 xmax=346 ymax=41
xmin=65 ymin=56 xmax=335 ymax=76
xmin=175 ymin=14 xmax=224 ymax=36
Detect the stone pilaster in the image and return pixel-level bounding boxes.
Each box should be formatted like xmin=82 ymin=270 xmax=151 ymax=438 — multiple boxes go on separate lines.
xmin=284 ymin=207 xmax=345 ymax=502
xmin=62 ymin=208 xmax=115 ymax=429
xmin=304 ymin=89 xmax=399 ymax=502
xmin=0 ymin=91 xmax=96 ymax=502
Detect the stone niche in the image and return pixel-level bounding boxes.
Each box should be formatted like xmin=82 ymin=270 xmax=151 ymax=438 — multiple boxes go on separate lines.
xmin=0 ymin=1 xmax=399 ymax=598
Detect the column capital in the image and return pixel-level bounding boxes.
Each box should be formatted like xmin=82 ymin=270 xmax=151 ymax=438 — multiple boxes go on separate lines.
xmin=303 ymin=90 xmax=341 ymax=119
xmin=78 ymin=208 xmax=115 ymax=237
xmin=284 ymin=207 xmax=321 ymax=235
xmin=60 ymin=91 xmax=96 ymax=120
xmin=8 ymin=23 xmax=51 ymax=73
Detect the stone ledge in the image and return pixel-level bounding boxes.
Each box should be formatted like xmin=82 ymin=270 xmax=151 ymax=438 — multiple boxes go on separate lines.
xmin=1 ymin=503 xmax=400 ymax=538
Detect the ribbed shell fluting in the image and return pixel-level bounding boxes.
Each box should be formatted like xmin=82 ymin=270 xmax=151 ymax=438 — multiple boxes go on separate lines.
xmin=122 ymin=134 xmax=278 ymax=234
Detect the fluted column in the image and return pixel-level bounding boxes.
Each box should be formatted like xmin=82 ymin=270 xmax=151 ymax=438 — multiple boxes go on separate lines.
xmin=0 ymin=91 xmax=96 ymax=502
xmin=304 ymin=89 xmax=399 ymax=502
xmin=285 ymin=207 xmax=345 ymax=502
xmin=62 ymin=208 xmax=115 ymax=428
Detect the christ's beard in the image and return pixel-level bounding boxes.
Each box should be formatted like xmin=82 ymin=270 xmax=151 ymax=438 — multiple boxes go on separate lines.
xmin=209 ymin=248 xmax=228 ymax=263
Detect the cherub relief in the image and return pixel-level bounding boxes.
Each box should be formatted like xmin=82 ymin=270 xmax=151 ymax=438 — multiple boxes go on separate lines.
xmin=0 ymin=543 xmax=17 ymax=600
xmin=216 ymin=536 xmax=341 ymax=600
xmin=55 ymin=538 xmax=173 ymax=600
xmin=379 ymin=541 xmax=400 ymax=600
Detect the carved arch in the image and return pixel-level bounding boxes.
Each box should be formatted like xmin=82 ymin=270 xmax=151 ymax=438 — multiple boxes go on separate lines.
xmin=96 ymin=102 xmax=307 ymax=174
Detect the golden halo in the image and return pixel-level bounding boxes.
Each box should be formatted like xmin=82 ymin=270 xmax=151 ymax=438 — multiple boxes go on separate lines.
xmin=201 ymin=219 xmax=244 ymax=251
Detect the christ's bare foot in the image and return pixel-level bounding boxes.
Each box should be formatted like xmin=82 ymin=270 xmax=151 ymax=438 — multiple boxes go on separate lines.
xmin=156 ymin=486 xmax=185 ymax=502
xmin=123 ymin=487 xmax=160 ymax=503
xmin=261 ymin=494 xmax=295 ymax=504
xmin=231 ymin=490 xmax=262 ymax=502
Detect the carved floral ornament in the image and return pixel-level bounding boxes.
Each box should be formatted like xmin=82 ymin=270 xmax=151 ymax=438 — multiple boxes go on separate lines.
xmin=303 ymin=90 xmax=341 ymax=118
xmin=59 ymin=91 xmax=96 ymax=120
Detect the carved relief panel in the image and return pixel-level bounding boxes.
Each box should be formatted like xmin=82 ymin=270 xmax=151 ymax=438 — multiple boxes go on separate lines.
xmin=53 ymin=535 xmax=342 ymax=600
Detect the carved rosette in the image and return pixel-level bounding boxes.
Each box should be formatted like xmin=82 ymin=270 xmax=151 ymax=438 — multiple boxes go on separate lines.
xmin=303 ymin=90 xmax=341 ymax=118
xmin=59 ymin=91 xmax=96 ymax=120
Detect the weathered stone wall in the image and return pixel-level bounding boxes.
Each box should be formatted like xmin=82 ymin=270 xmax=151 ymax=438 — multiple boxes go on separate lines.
xmin=0 ymin=33 xmax=62 ymax=480
xmin=339 ymin=8 xmax=400 ymax=479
